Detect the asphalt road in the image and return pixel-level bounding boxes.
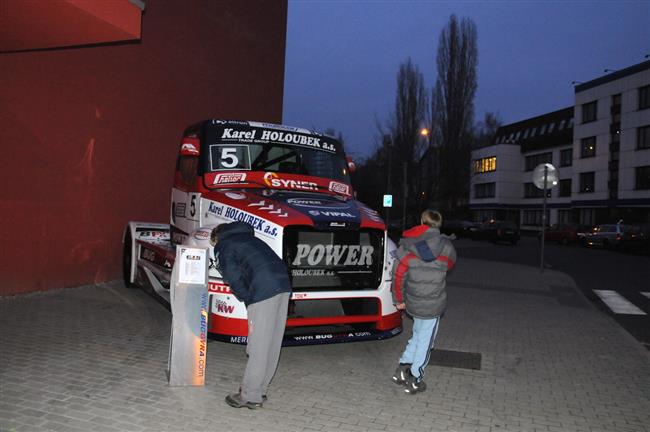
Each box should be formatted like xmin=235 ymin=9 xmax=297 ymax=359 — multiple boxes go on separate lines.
xmin=454 ymin=234 xmax=650 ymax=349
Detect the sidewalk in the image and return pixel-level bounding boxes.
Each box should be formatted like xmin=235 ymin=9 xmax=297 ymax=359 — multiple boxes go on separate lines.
xmin=1 ymin=258 xmax=649 ymax=432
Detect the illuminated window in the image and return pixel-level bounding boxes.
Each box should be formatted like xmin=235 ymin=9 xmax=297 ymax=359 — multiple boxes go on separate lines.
xmin=473 ymin=156 xmax=497 ymax=174
xmin=581 ymin=136 xmax=596 ymax=158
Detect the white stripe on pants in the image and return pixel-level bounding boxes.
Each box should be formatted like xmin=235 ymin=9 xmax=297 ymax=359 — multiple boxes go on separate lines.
xmin=398 ymin=316 xmax=440 ymax=380
xmin=241 ymin=292 xmax=290 ymax=403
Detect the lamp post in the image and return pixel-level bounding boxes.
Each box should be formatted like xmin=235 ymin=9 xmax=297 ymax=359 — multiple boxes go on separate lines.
xmin=533 ymin=163 xmax=558 ymax=273
xmin=401 ymin=128 xmax=429 ymax=231
xmin=384 ymin=135 xmax=392 ymax=224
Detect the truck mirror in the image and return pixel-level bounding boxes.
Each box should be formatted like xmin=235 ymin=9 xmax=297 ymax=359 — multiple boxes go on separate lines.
xmin=347 ymin=156 xmax=356 ymax=174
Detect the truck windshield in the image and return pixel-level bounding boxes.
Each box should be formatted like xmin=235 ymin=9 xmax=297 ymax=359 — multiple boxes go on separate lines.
xmin=208 ymin=142 xmax=351 ymax=184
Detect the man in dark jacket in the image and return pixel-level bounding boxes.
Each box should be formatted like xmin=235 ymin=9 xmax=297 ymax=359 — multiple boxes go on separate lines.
xmin=210 ymin=221 xmax=292 ymax=409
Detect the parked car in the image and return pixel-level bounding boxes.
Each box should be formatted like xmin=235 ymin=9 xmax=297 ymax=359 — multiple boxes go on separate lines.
xmin=473 ymin=220 xmax=520 ymax=245
xmin=539 ymin=223 xmax=587 ymax=245
xmin=584 ymin=223 xmax=625 ymax=249
xmin=619 ymin=224 xmax=648 ymax=253
xmin=441 ymin=220 xmax=478 ymax=238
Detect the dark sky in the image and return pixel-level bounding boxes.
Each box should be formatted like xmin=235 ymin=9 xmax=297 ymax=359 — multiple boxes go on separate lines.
xmin=282 ymin=0 xmax=650 ymax=159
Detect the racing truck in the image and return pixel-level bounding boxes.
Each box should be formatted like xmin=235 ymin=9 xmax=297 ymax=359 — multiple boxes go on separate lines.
xmin=123 ymin=120 xmax=401 ymax=345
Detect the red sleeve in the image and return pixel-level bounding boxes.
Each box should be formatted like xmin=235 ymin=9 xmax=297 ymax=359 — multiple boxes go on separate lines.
xmin=392 ymin=253 xmax=417 ymax=303
xmin=436 ymin=255 xmax=455 ymax=270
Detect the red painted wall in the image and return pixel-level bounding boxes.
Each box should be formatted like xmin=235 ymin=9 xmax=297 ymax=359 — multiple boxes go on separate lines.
xmin=0 ymin=1 xmax=288 ymax=295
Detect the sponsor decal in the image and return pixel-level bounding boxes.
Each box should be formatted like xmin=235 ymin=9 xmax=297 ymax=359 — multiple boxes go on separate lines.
xmin=263 ymin=172 xmax=318 ymax=191
xmin=198 ymin=294 xmax=208 ymax=378
xmin=194 ymin=229 xmax=210 ymax=241
xmin=321 ymin=211 xmax=355 ymax=218
xmin=175 ymin=203 xmax=186 ymax=218
xmin=292 ymin=293 xmax=308 ymax=300
xmin=292 ymin=244 xmax=374 ymax=266
xmin=285 ymin=198 xmax=348 ymax=209
xmin=209 ymin=282 xmax=231 ymax=293
xmin=230 ymin=336 xmax=247 ymax=343
xmin=207 ymin=202 xmax=279 ymax=237
xmin=163 ymin=259 xmax=172 ymax=269
xmin=214 ymin=299 xmax=235 ymax=315
xmin=213 ymin=172 xmax=246 ymax=184
xmin=221 ymin=128 xmax=257 ymax=140
xmin=307 ymin=210 xmax=355 ymax=218
xmin=291 ymin=269 xmax=335 ymax=277
xmin=329 ymin=181 xmax=350 ymax=196
xmin=225 ymin=192 xmax=246 ymax=200
xmin=139 ymin=230 xmax=169 ymax=239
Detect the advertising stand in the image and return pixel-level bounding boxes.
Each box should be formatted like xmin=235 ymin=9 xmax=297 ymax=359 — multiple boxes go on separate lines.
xmin=167 ymin=247 xmax=209 ymax=386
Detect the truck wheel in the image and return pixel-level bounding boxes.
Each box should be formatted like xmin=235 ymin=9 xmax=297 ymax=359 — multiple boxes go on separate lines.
xmin=123 ymin=230 xmax=136 ymax=288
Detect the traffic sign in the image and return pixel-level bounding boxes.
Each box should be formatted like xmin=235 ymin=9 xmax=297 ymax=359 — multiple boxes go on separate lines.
xmin=533 ymin=163 xmax=558 ymax=190
xmin=383 ymin=194 xmax=393 ymax=207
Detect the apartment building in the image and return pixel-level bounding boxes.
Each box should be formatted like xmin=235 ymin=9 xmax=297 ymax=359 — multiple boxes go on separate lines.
xmin=470 ymin=59 xmax=650 ymax=229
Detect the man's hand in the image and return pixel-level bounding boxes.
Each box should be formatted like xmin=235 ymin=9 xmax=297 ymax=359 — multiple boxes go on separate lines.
xmin=395 ymin=302 xmax=406 ymax=310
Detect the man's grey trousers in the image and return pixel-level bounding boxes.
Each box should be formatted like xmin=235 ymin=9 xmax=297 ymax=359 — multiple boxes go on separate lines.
xmin=241 ymin=292 xmax=290 ymax=403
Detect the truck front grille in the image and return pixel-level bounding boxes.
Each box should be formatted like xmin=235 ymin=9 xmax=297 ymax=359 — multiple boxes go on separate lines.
xmin=282 ymin=227 xmax=384 ymax=291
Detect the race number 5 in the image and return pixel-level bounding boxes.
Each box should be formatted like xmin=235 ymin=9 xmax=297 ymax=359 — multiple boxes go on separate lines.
xmin=220 ymin=147 xmax=239 ymax=168
xmin=211 ymin=145 xmax=251 ymax=170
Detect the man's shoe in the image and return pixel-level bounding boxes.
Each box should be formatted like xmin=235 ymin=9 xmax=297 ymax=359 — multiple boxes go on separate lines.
xmin=225 ymin=393 xmax=263 ymax=409
xmin=391 ymin=363 xmax=412 ymax=385
xmin=403 ymin=376 xmax=427 ymax=394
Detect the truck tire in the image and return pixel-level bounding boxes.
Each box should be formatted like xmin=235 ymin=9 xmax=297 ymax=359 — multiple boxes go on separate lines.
xmin=123 ymin=230 xmax=136 ymax=288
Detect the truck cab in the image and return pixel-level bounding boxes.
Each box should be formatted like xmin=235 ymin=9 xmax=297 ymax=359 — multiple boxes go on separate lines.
xmin=124 ymin=120 xmax=401 ymax=345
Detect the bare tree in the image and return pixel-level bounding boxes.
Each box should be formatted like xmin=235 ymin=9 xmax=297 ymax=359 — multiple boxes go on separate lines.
xmin=391 ymin=58 xmax=429 ymax=226
xmin=430 ymin=14 xmax=478 ymax=214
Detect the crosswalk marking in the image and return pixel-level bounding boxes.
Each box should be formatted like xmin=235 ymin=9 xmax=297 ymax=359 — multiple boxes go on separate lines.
xmin=641 ymin=292 xmax=650 ymax=300
xmin=593 ymin=290 xmax=646 ymax=315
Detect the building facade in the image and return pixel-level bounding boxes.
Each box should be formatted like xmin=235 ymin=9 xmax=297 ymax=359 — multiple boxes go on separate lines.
xmin=470 ymin=60 xmax=650 ymax=229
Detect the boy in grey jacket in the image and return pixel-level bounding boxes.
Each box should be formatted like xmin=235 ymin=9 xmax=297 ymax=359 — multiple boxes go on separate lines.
xmin=390 ymin=210 xmax=457 ymax=394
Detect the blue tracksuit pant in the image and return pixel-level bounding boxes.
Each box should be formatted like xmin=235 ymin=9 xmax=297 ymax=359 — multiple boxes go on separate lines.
xmin=399 ymin=316 xmax=440 ymax=380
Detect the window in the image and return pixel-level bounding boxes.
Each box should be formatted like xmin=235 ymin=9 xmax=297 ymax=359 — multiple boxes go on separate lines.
xmin=581 ymin=136 xmax=596 ymax=158
xmin=525 ymin=152 xmax=552 ymax=171
xmin=640 ymin=85 xmax=650 ymax=110
xmin=580 ymin=172 xmax=595 ymax=193
xmin=558 ymin=119 xmax=566 ymax=130
xmin=558 ymin=210 xmax=571 ymax=223
xmin=523 ymin=129 xmax=530 ymax=139
xmin=515 ymin=131 xmax=521 ymax=140
xmin=567 ymin=118 xmax=574 ymax=128
xmin=529 ymin=127 xmax=537 ymax=138
xmin=560 ymin=148 xmax=573 ymax=167
xmin=582 ymin=100 xmax=597 ymax=123
xmin=539 ymin=124 xmax=548 ymax=135
xmin=559 ymin=179 xmax=572 ymax=197
xmin=638 ymin=125 xmax=650 ymax=150
xmin=474 ymin=182 xmax=496 ymax=198
xmin=636 ymin=166 xmax=650 ymax=190
xmin=524 ymin=183 xmax=551 ymax=198
xmin=522 ymin=210 xmax=550 ymax=226
xmin=547 ymin=122 xmax=555 ymax=133
xmin=473 ymin=156 xmax=497 ymax=174
xmin=579 ymin=209 xmax=595 ymax=226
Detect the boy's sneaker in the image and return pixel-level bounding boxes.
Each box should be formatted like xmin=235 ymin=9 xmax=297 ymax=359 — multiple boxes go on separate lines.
xmin=391 ymin=363 xmax=412 ymax=385
xmin=403 ymin=375 xmax=427 ymax=394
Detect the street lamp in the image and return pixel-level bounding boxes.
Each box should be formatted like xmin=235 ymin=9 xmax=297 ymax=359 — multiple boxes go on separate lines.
xmin=401 ymin=128 xmax=430 ymax=231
